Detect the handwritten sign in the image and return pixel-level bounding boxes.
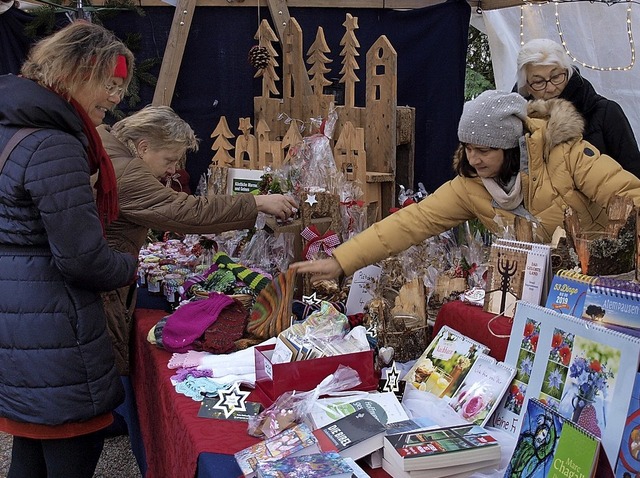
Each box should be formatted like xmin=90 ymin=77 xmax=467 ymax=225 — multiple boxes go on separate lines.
xmin=345 ymin=265 xmax=382 ymax=315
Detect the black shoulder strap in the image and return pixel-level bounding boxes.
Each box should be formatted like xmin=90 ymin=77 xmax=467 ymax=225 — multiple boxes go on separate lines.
xmin=0 ymin=128 xmax=42 ymax=174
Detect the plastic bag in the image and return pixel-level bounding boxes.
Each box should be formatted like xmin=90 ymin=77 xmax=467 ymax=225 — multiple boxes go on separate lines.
xmin=239 ymin=229 xmax=295 ymax=275
xmin=247 ymin=365 xmax=362 ymax=438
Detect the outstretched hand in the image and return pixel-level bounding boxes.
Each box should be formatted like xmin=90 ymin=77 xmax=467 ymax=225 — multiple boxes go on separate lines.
xmin=289 ymin=257 xmax=344 ymax=281
xmin=254 ymin=194 xmax=299 ymax=221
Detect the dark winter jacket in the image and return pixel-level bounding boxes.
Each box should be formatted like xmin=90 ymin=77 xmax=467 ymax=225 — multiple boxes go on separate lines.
xmin=0 ymin=74 xmax=137 ymax=425
xmin=97 ymin=125 xmax=259 ymax=374
xmin=561 ymin=68 xmax=640 ymax=178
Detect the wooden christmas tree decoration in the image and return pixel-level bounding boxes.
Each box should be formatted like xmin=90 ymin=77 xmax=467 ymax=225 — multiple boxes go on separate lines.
xmin=340 ymin=13 xmax=360 ymax=110
xmin=254 ymin=19 xmax=280 ymax=97
xmin=307 ymin=27 xmax=332 ymax=96
xmin=306 ymin=27 xmax=334 ymax=120
xmin=210 ymin=116 xmax=235 ymax=167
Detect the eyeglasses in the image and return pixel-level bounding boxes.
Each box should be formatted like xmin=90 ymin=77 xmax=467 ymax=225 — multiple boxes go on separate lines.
xmin=104 ymin=83 xmax=125 ymax=98
xmin=528 ymin=72 xmax=567 ymax=91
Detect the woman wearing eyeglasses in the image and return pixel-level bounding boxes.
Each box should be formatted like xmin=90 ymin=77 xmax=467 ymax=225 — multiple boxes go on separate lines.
xmin=516 ymin=38 xmax=640 ymax=178
xmin=0 ymin=21 xmax=138 ymax=477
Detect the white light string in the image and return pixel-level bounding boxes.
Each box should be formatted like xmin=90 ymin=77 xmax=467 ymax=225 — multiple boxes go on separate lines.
xmin=520 ymin=1 xmax=636 ymax=71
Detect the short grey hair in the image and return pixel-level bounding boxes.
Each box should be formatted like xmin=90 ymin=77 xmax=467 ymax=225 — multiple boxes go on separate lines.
xmin=111 ymin=105 xmax=199 ymax=154
xmin=516 ymin=38 xmax=574 ymax=95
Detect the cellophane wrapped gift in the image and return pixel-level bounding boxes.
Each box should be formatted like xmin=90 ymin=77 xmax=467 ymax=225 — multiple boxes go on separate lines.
xmin=247 ymin=365 xmax=362 ymax=438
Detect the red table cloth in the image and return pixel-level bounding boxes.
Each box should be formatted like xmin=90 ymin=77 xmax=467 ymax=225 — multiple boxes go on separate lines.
xmin=432 ymin=301 xmax=513 ymax=362
xmin=131 ymin=308 xmax=390 ymax=478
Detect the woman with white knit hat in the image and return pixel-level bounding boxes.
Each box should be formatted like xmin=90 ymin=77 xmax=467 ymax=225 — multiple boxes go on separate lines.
xmin=291 ymin=90 xmax=640 ymax=281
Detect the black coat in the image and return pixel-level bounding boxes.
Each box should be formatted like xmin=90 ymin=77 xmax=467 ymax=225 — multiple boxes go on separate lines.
xmin=518 ymin=67 xmax=640 ymax=178
xmin=0 ymin=74 xmax=136 ymax=425
xmin=560 ymin=68 xmax=640 ymax=178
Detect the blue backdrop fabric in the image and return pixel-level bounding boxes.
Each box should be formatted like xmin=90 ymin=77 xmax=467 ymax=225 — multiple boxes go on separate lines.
xmin=1 ymin=1 xmax=470 ymax=195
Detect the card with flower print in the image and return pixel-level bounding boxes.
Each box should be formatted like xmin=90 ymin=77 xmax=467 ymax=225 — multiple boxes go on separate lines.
xmin=402 ymin=326 xmax=490 ymax=400
xmin=447 ymin=354 xmax=515 ymax=427
xmin=490 ymin=301 xmax=640 ymax=467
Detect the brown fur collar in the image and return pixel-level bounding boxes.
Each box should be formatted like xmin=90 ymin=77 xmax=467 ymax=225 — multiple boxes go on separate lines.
xmin=526 ymin=98 xmax=585 ymax=160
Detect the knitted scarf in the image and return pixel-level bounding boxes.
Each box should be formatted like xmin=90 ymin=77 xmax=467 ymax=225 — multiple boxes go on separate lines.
xmin=481 ymin=173 xmax=523 ymax=211
xmin=68 ymin=96 xmax=119 ymax=229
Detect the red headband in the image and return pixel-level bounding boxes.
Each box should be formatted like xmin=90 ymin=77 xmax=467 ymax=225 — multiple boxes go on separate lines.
xmin=113 ymin=55 xmax=128 ymax=78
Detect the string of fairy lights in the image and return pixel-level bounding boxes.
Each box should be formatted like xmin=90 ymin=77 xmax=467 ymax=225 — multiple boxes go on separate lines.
xmin=519 ymin=1 xmax=636 ymax=71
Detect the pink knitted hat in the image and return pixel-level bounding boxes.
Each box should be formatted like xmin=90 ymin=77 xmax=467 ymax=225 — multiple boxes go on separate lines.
xmin=162 ymin=292 xmax=234 ymax=353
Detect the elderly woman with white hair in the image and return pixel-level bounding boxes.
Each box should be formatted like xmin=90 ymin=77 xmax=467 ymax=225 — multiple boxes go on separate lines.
xmin=516 ymin=38 xmax=640 ymax=177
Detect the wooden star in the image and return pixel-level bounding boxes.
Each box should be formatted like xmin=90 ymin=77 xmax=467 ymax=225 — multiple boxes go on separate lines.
xmin=212 ymin=382 xmax=250 ymax=419
xmin=238 ymin=117 xmax=253 ymax=136
xmin=305 ymin=194 xmax=318 ymax=206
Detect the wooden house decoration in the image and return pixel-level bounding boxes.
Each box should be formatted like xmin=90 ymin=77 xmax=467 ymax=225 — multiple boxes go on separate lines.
xmin=209 ymin=12 xmax=415 ymax=223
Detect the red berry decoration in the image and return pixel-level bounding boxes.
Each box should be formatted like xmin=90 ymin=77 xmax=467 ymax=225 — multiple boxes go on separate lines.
xmin=577 ymin=403 xmax=602 ymax=438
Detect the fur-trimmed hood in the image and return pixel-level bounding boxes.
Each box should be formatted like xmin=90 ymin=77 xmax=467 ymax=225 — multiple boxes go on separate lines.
xmin=526 ymin=97 xmax=585 ymax=161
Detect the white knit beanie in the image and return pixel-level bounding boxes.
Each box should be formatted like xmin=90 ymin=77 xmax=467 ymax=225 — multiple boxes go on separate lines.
xmin=457 ymin=90 xmax=528 ymax=149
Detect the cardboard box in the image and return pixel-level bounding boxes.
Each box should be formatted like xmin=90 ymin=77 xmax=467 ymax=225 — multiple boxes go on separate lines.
xmin=254 ymin=344 xmax=378 ymax=405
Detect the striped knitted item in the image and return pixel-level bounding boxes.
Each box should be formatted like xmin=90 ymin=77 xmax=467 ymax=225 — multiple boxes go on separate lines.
xmin=246 ymin=268 xmax=297 ymax=340
xmin=213 ymin=251 xmax=270 ymax=292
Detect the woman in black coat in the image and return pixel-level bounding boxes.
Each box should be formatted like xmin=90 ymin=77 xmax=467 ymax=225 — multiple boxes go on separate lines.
xmin=516 ymin=38 xmax=640 ymax=178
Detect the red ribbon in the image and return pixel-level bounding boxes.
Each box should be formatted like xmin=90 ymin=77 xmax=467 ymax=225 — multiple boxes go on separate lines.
xmin=300 ymin=225 xmax=341 ymax=260
xmin=340 ymin=200 xmax=365 ymax=231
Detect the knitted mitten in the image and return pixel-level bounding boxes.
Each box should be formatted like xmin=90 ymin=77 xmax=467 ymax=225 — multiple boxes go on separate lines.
xmin=162 ymin=292 xmax=234 ymax=352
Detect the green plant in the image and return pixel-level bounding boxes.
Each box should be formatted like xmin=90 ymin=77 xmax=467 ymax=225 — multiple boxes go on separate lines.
xmin=465 ymin=25 xmax=495 ymax=100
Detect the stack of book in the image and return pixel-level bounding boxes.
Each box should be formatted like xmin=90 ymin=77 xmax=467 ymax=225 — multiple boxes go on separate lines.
xmin=382 ymin=423 xmax=501 ymax=478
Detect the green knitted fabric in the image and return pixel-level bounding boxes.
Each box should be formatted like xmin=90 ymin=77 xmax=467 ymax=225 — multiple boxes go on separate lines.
xmin=202 ymin=269 xmax=236 ymax=294
xmin=213 ymin=251 xmax=270 ymax=292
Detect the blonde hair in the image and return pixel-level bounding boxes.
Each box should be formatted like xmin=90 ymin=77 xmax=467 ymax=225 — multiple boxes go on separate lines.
xmin=21 ymin=21 xmax=134 ymax=96
xmin=516 ymin=38 xmax=574 ymax=95
xmin=111 ymin=105 xmax=199 ymax=154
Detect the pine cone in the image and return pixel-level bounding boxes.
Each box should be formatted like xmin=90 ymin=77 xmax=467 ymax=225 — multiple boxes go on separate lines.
xmin=248 ymin=45 xmax=270 ymax=70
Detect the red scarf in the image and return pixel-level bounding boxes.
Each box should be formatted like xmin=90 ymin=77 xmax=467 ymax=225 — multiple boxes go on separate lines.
xmin=68 ymin=97 xmax=119 ymax=229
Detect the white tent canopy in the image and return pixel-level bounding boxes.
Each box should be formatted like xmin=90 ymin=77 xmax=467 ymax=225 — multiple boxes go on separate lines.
xmin=476 ymin=2 xmax=640 ymax=142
